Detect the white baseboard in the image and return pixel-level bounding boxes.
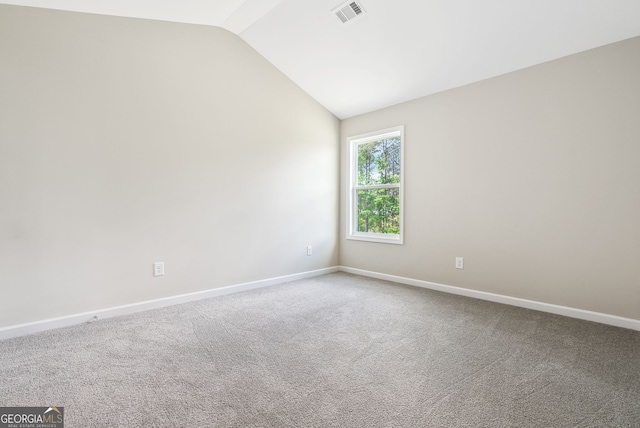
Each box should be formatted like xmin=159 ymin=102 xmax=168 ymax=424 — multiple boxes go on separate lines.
xmin=0 ymin=266 xmax=339 ymax=341
xmin=339 ymin=266 xmax=640 ymax=331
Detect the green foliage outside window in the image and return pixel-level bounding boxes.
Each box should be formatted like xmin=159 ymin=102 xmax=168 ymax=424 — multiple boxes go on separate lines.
xmin=356 ymin=137 xmax=401 ymax=234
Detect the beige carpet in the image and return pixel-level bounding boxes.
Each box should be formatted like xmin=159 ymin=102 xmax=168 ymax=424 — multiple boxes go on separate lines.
xmin=1 ymin=272 xmax=639 ymax=427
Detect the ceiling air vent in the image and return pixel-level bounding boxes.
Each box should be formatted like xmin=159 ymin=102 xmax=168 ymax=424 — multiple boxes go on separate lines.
xmin=332 ymin=1 xmax=366 ymax=24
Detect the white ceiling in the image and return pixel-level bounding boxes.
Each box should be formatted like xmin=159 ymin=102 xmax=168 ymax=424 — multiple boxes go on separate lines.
xmin=2 ymin=0 xmax=640 ymax=119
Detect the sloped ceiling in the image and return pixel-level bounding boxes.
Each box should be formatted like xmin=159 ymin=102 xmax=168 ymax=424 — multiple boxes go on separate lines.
xmin=2 ymin=0 xmax=640 ymax=118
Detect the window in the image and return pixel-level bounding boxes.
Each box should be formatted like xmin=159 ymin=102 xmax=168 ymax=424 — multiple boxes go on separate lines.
xmin=347 ymin=126 xmax=404 ymax=244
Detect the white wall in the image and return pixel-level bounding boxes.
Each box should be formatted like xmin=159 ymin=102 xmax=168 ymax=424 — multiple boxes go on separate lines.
xmin=0 ymin=5 xmax=339 ymax=328
xmin=340 ymin=36 xmax=640 ymax=321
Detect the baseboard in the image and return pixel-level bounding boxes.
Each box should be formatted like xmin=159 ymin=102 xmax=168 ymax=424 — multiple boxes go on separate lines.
xmin=0 ymin=266 xmax=339 ymax=341
xmin=339 ymin=266 xmax=640 ymax=332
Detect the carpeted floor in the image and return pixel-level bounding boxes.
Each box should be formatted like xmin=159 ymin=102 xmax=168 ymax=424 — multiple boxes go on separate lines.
xmin=1 ymin=272 xmax=639 ymax=427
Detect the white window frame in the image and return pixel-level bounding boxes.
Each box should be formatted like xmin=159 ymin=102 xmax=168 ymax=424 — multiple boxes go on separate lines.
xmin=347 ymin=125 xmax=404 ymax=244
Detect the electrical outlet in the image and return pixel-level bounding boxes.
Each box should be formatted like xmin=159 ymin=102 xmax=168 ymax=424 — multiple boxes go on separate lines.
xmin=153 ymin=262 xmax=165 ymax=276
xmin=455 ymin=257 xmax=464 ymax=270
xmin=307 ymin=246 xmax=313 ymax=256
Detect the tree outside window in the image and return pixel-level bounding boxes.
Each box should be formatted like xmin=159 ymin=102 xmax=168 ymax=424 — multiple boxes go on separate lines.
xmin=348 ymin=126 xmax=404 ymax=244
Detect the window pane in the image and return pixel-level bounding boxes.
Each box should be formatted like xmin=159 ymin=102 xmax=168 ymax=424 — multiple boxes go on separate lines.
xmin=357 ymin=137 xmax=401 ymax=186
xmin=356 ymin=187 xmax=400 ymax=234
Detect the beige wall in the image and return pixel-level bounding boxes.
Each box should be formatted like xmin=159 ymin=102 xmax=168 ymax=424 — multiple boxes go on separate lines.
xmin=1 ymin=4 xmax=638 ymax=329
xmin=0 ymin=5 xmax=339 ymax=328
xmin=341 ymin=37 xmax=640 ymax=320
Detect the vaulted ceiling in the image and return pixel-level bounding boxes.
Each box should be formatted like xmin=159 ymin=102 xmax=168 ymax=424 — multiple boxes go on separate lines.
xmin=2 ymin=0 xmax=639 ymax=118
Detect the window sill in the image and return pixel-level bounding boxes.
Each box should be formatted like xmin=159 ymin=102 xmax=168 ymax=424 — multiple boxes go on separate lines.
xmin=347 ymin=233 xmax=403 ymax=245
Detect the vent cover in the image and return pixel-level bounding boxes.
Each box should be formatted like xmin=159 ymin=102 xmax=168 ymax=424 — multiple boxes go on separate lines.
xmin=332 ymin=1 xmax=366 ymax=24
